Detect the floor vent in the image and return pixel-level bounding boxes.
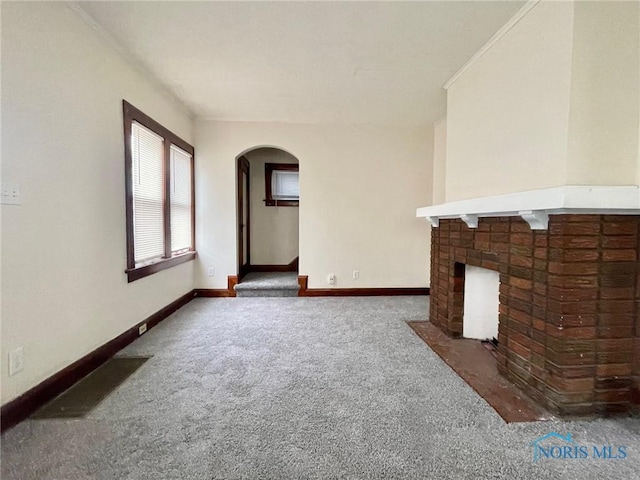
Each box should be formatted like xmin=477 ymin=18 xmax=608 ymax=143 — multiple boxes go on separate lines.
xmin=31 ymin=356 xmax=150 ymax=419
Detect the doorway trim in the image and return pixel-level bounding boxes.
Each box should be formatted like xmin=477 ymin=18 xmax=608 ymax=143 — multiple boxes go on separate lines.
xmin=235 ymin=145 xmax=302 ymax=279
xmin=236 ymin=155 xmax=250 ymax=280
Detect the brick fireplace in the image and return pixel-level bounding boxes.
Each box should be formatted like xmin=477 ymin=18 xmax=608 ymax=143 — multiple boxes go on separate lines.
xmin=418 ymin=188 xmax=640 ymax=416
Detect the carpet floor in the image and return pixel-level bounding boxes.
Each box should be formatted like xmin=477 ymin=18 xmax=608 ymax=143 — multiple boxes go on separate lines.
xmin=235 ymin=272 xmax=299 ymax=297
xmin=236 ymin=272 xmax=299 ymax=289
xmin=2 ymin=297 xmax=639 ymax=479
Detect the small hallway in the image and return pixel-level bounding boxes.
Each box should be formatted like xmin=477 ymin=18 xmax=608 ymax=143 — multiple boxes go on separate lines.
xmin=236 ymin=146 xmax=301 ymax=297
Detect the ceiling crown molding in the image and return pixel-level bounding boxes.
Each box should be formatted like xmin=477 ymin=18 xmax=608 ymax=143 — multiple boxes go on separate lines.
xmin=443 ymin=0 xmax=541 ymax=90
xmin=65 ymin=1 xmax=195 ymax=120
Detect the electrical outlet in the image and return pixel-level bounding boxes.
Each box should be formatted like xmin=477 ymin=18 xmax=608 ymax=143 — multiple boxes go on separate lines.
xmin=9 ymin=347 xmax=24 ymax=376
xmin=353 ymin=270 xmax=360 ymax=280
xmin=328 ymin=274 xmax=336 ymax=285
xmin=138 ymin=323 xmax=147 ymax=335
xmin=208 ymin=267 xmax=214 ymax=277
xmin=1 ymin=183 xmax=21 ymax=205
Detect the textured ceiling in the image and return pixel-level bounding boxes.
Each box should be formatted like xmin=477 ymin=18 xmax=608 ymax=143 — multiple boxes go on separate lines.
xmin=78 ymin=1 xmax=524 ymax=127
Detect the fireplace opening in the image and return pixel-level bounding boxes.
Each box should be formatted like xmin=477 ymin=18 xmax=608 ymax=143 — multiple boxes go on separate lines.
xmin=462 ymin=264 xmax=500 ymax=341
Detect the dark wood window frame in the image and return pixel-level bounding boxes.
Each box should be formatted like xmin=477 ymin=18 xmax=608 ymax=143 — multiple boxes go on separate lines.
xmin=265 ymin=163 xmax=299 ymax=207
xmin=123 ymin=100 xmax=196 ymax=283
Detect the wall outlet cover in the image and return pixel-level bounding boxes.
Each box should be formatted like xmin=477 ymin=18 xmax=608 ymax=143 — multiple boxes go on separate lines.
xmin=9 ymin=347 xmax=25 ymax=376
xmin=1 ymin=183 xmax=21 ymax=205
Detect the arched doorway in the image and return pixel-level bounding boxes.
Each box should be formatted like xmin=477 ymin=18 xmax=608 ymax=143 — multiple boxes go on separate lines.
xmin=236 ymin=146 xmax=300 ymax=282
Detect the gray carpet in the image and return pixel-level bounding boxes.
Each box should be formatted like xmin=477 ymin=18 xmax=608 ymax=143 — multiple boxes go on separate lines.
xmin=235 ymin=272 xmax=299 ymax=297
xmin=2 ymin=297 xmax=639 ymax=480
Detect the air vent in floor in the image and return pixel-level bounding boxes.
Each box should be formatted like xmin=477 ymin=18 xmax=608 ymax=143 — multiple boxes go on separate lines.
xmin=31 ymin=356 xmax=150 ymax=419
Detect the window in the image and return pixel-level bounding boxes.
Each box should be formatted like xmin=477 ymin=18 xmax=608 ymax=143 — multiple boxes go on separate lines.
xmin=265 ymin=163 xmax=299 ymax=206
xmin=123 ymin=101 xmax=195 ymax=282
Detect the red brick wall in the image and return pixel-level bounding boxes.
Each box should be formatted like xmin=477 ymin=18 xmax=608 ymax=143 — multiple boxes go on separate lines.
xmin=634 ymin=226 xmax=640 ymax=411
xmin=429 ymin=214 xmax=640 ymax=416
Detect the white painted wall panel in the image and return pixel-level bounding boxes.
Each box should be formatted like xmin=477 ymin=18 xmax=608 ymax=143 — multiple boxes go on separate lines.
xmin=1 ymin=2 xmax=194 ymax=405
xmin=195 ymin=121 xmax=433 ymax=289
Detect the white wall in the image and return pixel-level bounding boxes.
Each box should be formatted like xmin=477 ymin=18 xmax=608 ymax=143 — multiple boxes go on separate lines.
xmin=432 ymin=117 xmax=447 ymax=205
xmin=444 ymin=1 xmax=640 ymax=202
xmin=445 ymin=1 xmax=575 ymax=202
xmin=195 ymin=121 xmax=432 ymax=289
xmin=1 ymin=2 xmax=194 ymax=405
xmin=566 ymin=1 xmax=640 ymax=186
xmin=245 ymin=148 xmax=299 ymax=265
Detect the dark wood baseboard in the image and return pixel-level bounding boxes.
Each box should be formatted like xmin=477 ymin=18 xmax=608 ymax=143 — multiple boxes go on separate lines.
xmin=0 ymin=290 xmax=195 ymax=433
xmin=249 ymin=264 xmax=293 ymax=273
xmin=248 ymin=256 xmax=299 ymax=273
xmin=298 ymin=275 xmax=308 ymax=293
xmin=227 ymin=275 xmax=238 ymax=297
xmin=297 ymin=275 xmax=429 ymax=297
xmin=289 ymin=256 xmax=299 ymax=271
xmin=302 ymin=288 xmax=430 ymax=297
xmin=194 ymin=275 xmax=238 ymax=298
xmin=194 ymin=289 xmax=231 ymax=297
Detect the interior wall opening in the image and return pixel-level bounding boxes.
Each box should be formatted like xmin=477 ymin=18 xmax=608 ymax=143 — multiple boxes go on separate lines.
xmin=236 ymin=147 xmax=300 ymax=282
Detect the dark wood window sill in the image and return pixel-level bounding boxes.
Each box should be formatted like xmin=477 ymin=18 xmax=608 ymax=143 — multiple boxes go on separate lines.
xmin=264 ymin=200 xmax=299 ymax=207
xmin=126 ymin=251 xmax=196 ymax=283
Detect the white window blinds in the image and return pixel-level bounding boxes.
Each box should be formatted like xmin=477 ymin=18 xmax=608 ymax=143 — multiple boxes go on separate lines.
xmin=170 ymin=145 xmax=193 ymax=253
xmin=131 ymin=121 xmax=165 ymax=265
xmin=272 ymin=170 xmax=299 ymax=200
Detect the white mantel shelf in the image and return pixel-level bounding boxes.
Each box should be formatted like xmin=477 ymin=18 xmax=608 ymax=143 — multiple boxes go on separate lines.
xmin=416 ymin=186 xmax=640 ymax=230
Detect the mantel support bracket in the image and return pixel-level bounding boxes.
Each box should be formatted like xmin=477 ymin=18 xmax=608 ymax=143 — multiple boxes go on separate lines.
xmin=519 ymin=210 xmax=549 ymax=230
xmin=460 ymin=214 xmax=479 ymax=229
xmin=426 ymin=216 xmax=439 ymax=228
xmin=425 ymin=211 xmax=550 ymax=230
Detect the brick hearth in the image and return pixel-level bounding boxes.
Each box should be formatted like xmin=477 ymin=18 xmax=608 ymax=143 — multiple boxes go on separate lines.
xmin=429 ymin=214 xmax=640 ymax=416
